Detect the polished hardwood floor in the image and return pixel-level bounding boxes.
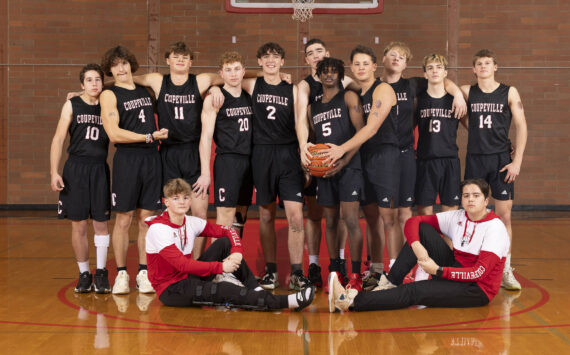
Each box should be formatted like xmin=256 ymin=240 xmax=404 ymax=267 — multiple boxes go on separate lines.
xmin=0 ymin=211 xmax=568 ymax=354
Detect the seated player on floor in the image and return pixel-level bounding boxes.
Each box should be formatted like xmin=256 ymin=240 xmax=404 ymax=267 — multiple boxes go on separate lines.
xmin=145 ymin=178 xmax=315 ymax=311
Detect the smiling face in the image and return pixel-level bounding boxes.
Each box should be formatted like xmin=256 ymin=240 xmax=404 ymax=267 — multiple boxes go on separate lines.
xmin=81 ymin=70 xmax=103 ymax=98
xmin=166 ymin=52 xmax=192 ymax=74
xmin=258 ymin=50 xmax=284 ymax=75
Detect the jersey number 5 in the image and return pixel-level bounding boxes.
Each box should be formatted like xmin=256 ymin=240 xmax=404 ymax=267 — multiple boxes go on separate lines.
xmin=479 ymin=114 xmax=492 ymax=129
xmin=322 ymin=122 xmax=332 ymax=137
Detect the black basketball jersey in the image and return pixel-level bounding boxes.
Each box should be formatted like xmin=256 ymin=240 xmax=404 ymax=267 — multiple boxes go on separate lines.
xmin=251 ymin=77 xmax=296 ymax=145
xmin=110 ymin=84 xmax=158 ymax=149
xmin=360 ymin=78 xmax=399 ymax=152
xmin=311 ymin=90 xmax=360 ymax=169
xmin=214 ymin=88 xmax=253 ymax=155
xmin=305 ymin=75 xmax=324 ymax=105
xmin=467 ymin=83 xmax=512 ymax=154
xmin=67 ymin=96 xmax=109 ymax=159
xmin=390 ymin=77 xmax=427 ymax=149
xmin=415 ymin=92 xmax=459 ymax=160
xmin=156 ymin=74 xmax=203 ymax=145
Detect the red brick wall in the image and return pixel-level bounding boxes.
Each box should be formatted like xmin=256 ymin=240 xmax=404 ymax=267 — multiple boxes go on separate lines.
xmin=2 ymin=0 xmax=569 ymax=206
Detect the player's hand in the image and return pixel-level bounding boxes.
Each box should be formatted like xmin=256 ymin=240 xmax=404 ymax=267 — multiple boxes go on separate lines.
xmin=300 ymin=142 xmax=314 ymax=167
xmin=280 ymin=72 xmax=292 ymax=84
xmin=192 ymin=175 xmax=210 ymax=199
xmin=451 ymin=94 xmax=467 ymax=119
xmin=227 ymin=252 xmax=243 ymax=265
xmin=222 ymin=258 xmax=240 ymax=273
xmin=50 ymin=174 xmax=64 ymax=192
xmin=323 ymin=143 xmax=345 ymax=166
xmin=323 ymin=156 xmax=347 ymax=178
xmin=499 ymin=160 xmax=521 ymax=183
xmin=152 ymin=128 xmax=169 ymax=140
xmin=418 ymin=257 xmax=439 ymax=275
xmin=66 ymin=91 xmax=83 ymax=100
xmin=209 ymin=86 xmax=225 ymax=109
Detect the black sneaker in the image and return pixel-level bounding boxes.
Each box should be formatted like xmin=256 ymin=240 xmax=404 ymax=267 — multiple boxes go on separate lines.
xmin=362 ymin=272 xmax=381 ymax=291
xmin=308 ymin=263 xmax=323 ymax=288
xmin=294 ymin=286 xmax=316 ymax=311
xmin=74 ymin=271 xmax=93 ymax=293
xmin=259 ymin=271 xmax=279 ymax=290
xmin=94 ymin=268 xmax=111 ymax=294
xmin=339 ymin=259 xmax=347 ymax=282
xmin=289 ymin=270 xmax=311 ymax=291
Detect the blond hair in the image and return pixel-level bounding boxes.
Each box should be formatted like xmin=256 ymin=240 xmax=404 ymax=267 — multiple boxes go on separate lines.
xmin=383 ymin=41 xmax=412 ymax=62
xmin=422 ymin=53 xmax=448 ymax=71
xmin=163 ymin=178 xmax=191 ymax=198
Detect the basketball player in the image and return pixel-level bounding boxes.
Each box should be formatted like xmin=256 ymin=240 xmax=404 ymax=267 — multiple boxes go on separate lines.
xmin=415 ymin=54 xmax=461 ymax=215
xmin=50 ymin=64 xmax=111 ymax=293
xmin=306 ymin=57 xmax=366 ymax=290
xmin=146 ymin=178 xmax=315 ymax=311
xmin=194 ymin=51 xmax=253 ymax=233
xmin=381 ymin=42 xmax=466 ymax=272
xmin=460 ymin=49 xmax=528 ymax=290
xmin=241 ymin=42 xmax=309 ymax=290
xmin=99 ymin=46 xmax=168 ymax=294
xmin=329 ymin=179 xmax=509 ymax=312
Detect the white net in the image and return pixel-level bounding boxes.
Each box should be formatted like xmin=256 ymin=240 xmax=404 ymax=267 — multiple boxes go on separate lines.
xmin=292 ymin=0 xmax=315 ymax=22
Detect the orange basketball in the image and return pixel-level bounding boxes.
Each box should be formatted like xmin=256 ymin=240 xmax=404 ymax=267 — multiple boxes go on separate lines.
xmin=307 ymin=144 xmax=332 ymax=177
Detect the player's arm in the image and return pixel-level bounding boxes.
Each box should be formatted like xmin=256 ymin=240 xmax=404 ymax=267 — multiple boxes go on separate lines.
xmin=132 ymin=72 xmax=163 ymax=97
xmin=241 ymin=77 xmax=256 ymax=96
xmin=404 ymin=214 xmax=442 ymax=262
xmin=325 ymin=83 xmax=396 ymax=165
xmin=443 ymin=78 xmax=467 ymax=118
xmin=193 ymin=95 xmax=218 ymax=199
xmin=341 ymin=76 xmax=361 ymax=93
xmin=295 ymin=81 xmax=312 ymax=167
xmin=196 ymin=73 xmax=225 ymax=109
xmin=458 ymin=85 xmax=471 ymax=128
xmin=500 ymin=86 xmax=528 ymax=183
xmin=49 ymin=100 xmax=73 ymax=192
xmin=100 ymin=90 xmax=168 ymax=143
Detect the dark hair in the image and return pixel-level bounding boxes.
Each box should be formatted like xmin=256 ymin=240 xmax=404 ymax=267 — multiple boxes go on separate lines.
xmin=100 ymin=46 xmax=139 ymax=77
xmin=79 ymin=63 xmax=104 ymax=84
xmin=460 ymin=179 xmax=490 ymax=198
xmin=256 ymin=42 xmax=285 ymax=59
xmin=304 ymin=38 xmax=326 ymax=53
xmin=316 ymin=57 xmax=345 ymax=85
xmin=472 ymin=49 xmax=497 ymax=66
xmin=350 ymin=45 xmax=377 ymax=63
xmin=165 ymin=41 xmax=194 ymax=60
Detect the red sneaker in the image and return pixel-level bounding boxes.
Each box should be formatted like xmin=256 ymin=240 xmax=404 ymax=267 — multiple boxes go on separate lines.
xmin=403 ymin=264 xmax=418 ymax=284
xmin=346 ymin=273 xmax=363 ymax=292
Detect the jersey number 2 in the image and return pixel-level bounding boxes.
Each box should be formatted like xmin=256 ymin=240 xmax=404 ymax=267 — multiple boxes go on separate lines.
xmin=266 ymin=106 xmax=276 ymax=120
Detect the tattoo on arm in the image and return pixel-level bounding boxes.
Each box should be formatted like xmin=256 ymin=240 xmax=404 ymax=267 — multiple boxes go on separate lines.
xmin=517 ymin=101 xmax=524 ymax=110
xmin=374 ymin=99 xmax=382 ymax=109
xmin=354 ymin=105 xmax=362 ymax=113
xmin=371 ymin=111 xmax=380 ymax=118
xmin=108 ymin=112 xmax=116 ymax=117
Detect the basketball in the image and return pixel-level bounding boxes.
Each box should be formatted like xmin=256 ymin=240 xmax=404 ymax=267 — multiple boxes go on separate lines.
xmin=308 ymin=144 xmax=332 ymax=177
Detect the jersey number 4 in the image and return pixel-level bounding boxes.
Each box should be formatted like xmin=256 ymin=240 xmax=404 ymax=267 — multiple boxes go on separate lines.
xmin=139 ymin=109 xmax=146 ymax=123
xmin=479 ymin=114 xmax=492 ymax=129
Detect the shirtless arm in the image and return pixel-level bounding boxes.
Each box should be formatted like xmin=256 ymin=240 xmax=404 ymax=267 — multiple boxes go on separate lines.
xmin=444 ymin=78 xmax=467 ymax=118
xmin=49 ymin=100 xmax=73 ymax=191
xmin=132 ymin=72 xmax=163 ymax=97
xmin=500 ymin=86 xmax=527 ymax=183
xmin=193 ymin=94 xmax=218 ymax=198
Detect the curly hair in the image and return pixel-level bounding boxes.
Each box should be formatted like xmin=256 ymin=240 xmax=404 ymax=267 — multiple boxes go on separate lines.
xmin=79 ymin=63 xmax=104 ymax=84
xmin=100 ymin=46 xmax=139 ymax=77
xmin=256 ymin=42 xmax=285 ymax=59
xmin=316 ymin=57 xmax=345 ymax=85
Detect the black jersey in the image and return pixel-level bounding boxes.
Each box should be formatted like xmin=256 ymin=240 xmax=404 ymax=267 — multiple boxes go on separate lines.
xmin=305 ymin=75 xmax=324 ymax=104
xmin=67 ymin=96 xmax=109 ymax=159
xmin=360 ymin=78 xmax=399 ymax=152
xmin=214 ymin=88 xmax=253 ymax=155
xmin=110 ymin=84 xmax=158 ymax=149
xmin=311 ymin=90 xmax=360 ymax=169
xmin=389 ymin=77 xmax=427 ymax=149
xmin=156 ymin=74 xmax=203 ymax=145
xmin=467 ymin=83 xmax=512 ymax=154
xmin=251 ymin=77 xmax=296 ymax=145
xmin=416 ymin=92 xmax=458 ymax=160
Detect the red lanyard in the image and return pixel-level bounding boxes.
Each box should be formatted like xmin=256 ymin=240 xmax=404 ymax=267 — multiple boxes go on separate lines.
xmin=461 ymin=220 xmax=477 ymax=247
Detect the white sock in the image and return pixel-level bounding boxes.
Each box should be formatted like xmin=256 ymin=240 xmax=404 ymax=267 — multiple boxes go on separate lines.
xmin=94 ymin=234 xmax=110 ymax=269
xmin=505 ymin=254 xmax=512 ymax=270
xmin=389 ymin=259 xmax=396 ymax=269
xmin=254 ymin=286 xmax=263 ymax=292
xmin=339 ymin=249 xmax=345 ymax=259
xmin=77 ymin=261 xmax=90 ymax=274
xmin=371 ymin=262 xmax=384 ymax=274
xmin=309 ymin=255 xmax=319 ymax=265
xmin=287 ymin=288 xmax=312 ymax=309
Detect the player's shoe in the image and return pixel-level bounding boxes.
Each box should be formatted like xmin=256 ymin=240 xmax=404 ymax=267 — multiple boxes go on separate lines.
xmin=324 ymin=271 xmax=346 ymax=294
xmin=328 ymin=272 xmax=357 ymax=313
xmin=94 ymin=268 xmax=111 ymax=294
xmin=372 ymin=273 xmax=397 ymax=292
xmin=339 ymin=259 xmax=347 ymax=282
xmin=501 ymin=267 xmax=522 ymax=290
xmin=294 ymin=286 xmax=316 ymax=311
xmin=362 ymin=272 xmax=381 ymax=291
xmin=112 ymin=270 xmax=130 ymax=295
xmin=74 ymin=271 xmax=93 ymax=293
xmin=136 ymin=270 xmax=156 ymax=294
xmin=289 ymin=270 xmax=311 ymax=291
xmin=308 ymin=263 xmax=323 ymax=288
xmin=346 ymin=273 xmax=363 ymax=292
xmin=259 ymin=271 xmax=279 ymax=290
xmin=213 ymin=272 xmax=245 ymax=287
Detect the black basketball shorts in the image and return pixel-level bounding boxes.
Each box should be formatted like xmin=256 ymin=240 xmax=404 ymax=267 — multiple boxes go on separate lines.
xmin=214 ymin=153 xmax=253 ymax=207
xmin=316 ymin=167 xmax=364 ymax=206
xmin=464 ymin=152 xmax=514 ymax=201
xmin=361 ymin=145 xmax=400 ymax=208
xmin=415 ymin=157 xmax=461 ymax=206
xmin=161 ymin=142 xmax=202 ymax=188
xmin=398 ymin=146 xmax=416 ymax=207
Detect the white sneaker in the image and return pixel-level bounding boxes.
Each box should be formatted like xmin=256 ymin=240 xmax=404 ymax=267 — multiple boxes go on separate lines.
xmin=501 ymin=267 xmax=521 ymax=290
xmin=213 ymin=272 xmax=245 ymax=287
xmin=112 ymin=270 xmax=130 ymax=294
xmin=136 ymin=270 xmax=156 ymax=294
xmin=372 ymin=273 xmax=396 ymax=292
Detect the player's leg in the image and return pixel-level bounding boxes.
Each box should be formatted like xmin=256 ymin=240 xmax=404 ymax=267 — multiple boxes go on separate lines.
xmin=382 ymin=206 xmax=403 ymax=269
xmin=90 ymin=162 xmax=112 ymax=293
xmin=341 ymin=200 xmax=364 ymax=291
xmin=217 ymin=206 xmax=237 ymax=227
xmin=190 ymin=189 xmax=209 ymax=258
xmin=71 ymin=219 xmax=91 ymax=293
xmin=135 ymin=208 xmax=156 ymax=293
xmin=258 ymin=202 xmax=279 ymax=289
xmin=322 ymin=205 xmax=341 ymax=277
xmin=92 ymin=220 xmax=111 ymax=294
xmin=305 ymin=194 xmax=324 ymax=287
xmin=283 ymin=200 xmax=309 ymax=290
xmin=361 ymin=203 xmax=385 ymax=290
xmin=111 ymin=211 xmax=133 ymax=294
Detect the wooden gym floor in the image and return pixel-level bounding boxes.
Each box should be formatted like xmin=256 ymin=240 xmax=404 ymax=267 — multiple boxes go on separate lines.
xmin=0 ymin=211 xmax=569 ymax=354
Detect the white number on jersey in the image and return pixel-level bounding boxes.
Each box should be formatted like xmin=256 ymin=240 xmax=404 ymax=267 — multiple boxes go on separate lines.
xmin=322 ymin=122 xmax=332 ymax=137
xmin=238 ymin=117 xmax=249 ymax=132
xmin=479 ymin=114 xmax=492 ymax=129
xmin=139 ymin=109 xmax=146 ymax=123
xmin=174 ymin=106 xmax=184 ymax=120
xmin=429 ymin=119 xmax=441 ymax=133
xmin=84 ymin=126 xmax=100 ymax=141
xmin=266 ymin=105 xmax=276 ymax=120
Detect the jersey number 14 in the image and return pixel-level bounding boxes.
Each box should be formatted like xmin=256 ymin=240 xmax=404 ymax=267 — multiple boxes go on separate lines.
xmin=479 ymin=114 xmax=493 ymax=129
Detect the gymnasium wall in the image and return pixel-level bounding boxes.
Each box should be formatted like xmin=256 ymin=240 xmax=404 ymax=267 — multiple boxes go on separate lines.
xmin=0 ymin=0 xmax=568 ymax=206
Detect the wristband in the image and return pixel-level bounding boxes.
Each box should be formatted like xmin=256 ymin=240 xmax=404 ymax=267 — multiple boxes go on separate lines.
xmin=436 ymin=266 xmax=443 ymax=278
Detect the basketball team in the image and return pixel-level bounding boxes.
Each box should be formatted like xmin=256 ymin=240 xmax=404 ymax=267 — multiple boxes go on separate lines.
xmin=50 ymin=39 xmax=527 ymax=313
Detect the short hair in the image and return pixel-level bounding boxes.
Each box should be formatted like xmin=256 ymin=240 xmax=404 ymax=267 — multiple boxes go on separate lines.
xmin=472 ymin=49 xmax=497 ymax=66
xmin=256 ymin=42 xmax=285 ymax=59
xmin=163 ymin=178 xmax=192 ymax=198
xmin=100 ymin=46 xmax=139 ymax=77
xmin=383 ymin=41 xmax=413 ymax=62
xmin=350 ymin=45 xmax=377 ymax=63
xmin=422 ymin=53 xmax=448 ymax=72
xmin=316 ymin=57 xmax=345 ymax=85
xmin=164 ymin=41 xmax=194 ymax=60
xmin=304 ymin=38 xmax=326 ymax=54
xmin=460 ymin=179 xmax=490 ymax=199
xmin=79 ymin=63 xmax=104 ymax=84
xmin=219 ymin=51 xmax=243 ymax=69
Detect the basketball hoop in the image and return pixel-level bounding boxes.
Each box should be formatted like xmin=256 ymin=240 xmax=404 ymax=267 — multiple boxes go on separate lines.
xmin=292 ymin=0 xmax=314 ymax=22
